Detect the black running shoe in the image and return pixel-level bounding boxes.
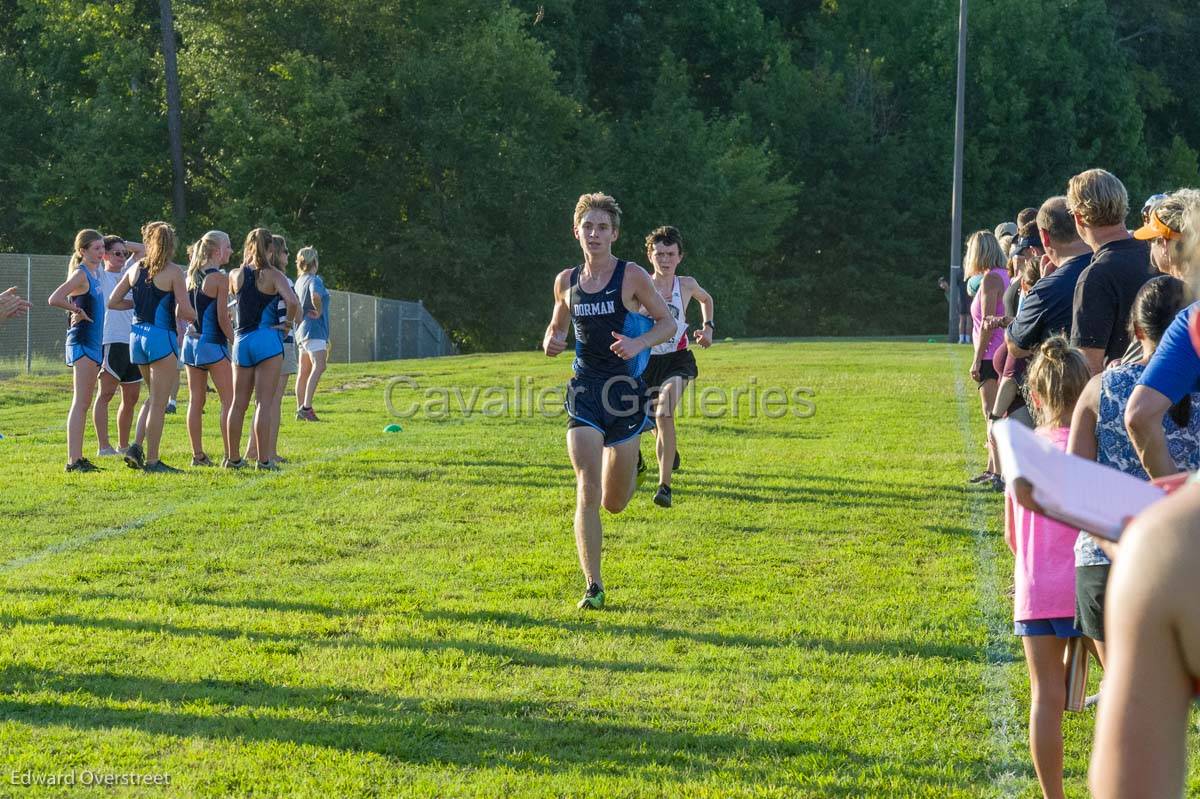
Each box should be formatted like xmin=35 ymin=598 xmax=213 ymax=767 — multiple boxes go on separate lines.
xmin=65 ymin=458 xmax=100 ymax=473
xmin=577 ymin=582 xmax=605 ymax=610
xmin=653 ymin=483 xmax=672 ymax=508
xmin=143 ymin=460 xmax=182 ymax=474
xmin=123 ymin=442 xmax=145 ymax=469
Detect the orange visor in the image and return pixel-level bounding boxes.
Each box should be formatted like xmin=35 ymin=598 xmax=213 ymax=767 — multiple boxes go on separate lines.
xmin=1133 ymin=209 xmax=1182 ymax=241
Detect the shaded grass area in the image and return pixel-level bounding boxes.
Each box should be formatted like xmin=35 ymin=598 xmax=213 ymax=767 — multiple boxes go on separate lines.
xmin=0 ymin=340 xmax=1191 ymax=796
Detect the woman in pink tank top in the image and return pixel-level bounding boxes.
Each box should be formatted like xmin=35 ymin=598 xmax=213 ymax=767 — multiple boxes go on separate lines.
xmin=965 ymin=230 xmax=1011 ymax=486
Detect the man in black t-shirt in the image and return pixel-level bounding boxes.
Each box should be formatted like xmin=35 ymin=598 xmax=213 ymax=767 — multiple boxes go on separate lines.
xmin=1064 ymin=169 xmax=1154 ymax=375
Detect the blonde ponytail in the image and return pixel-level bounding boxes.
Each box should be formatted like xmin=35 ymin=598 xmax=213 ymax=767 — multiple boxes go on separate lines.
xmin=68 ymin=229 xmax=103 ymax=276
xmin=1025 ymin=335 xmax=1089 ymax=426
xmin=187 ymin=230 xmax=229 ymax=290
xmin=143 ymin=222 xmax=177 ymax=280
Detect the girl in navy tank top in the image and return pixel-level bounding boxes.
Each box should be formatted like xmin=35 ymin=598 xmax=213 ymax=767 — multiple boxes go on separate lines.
xmin=48 ymin=229 xmax=108 ymax=472
xmin=182 ymin=231 xmax=234 ymax=467
xmin=225 ymin=228 xmax=299 ymax=470
xmin=106 ymin=222 xmax=196 ymax=473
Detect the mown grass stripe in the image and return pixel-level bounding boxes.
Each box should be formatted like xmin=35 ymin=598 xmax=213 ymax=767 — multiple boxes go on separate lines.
xmin=0 ymin=442 xmax=374 ymax=573
xmin=948 ymin=345 xmax=1028 ymax=798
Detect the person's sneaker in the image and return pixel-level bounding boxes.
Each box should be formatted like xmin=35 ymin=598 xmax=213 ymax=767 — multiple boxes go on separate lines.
xmin=577 ymin=583 xmax=605 ymax=610
xmin=191 ymin=454 xmax=214 ymax=467
xmin=96 ymin=446 xmax=120 ymax=457
xmin=295 ymin=408 xmax=307 ymax=421
xmin=65 ymin=458 xmax=100 ymax=473
xmin=221 ymin=457 xmax=247 ymax=470
xmin=653 ymin=483 xmax=672 ymax=508
xmin=165 ymin=400 xmax=177 ymax=414
xmin=1085 ymin=690 xmax=1101 ymax=709
xmin=123 ymin=442 xmax=145 ymax=469
xmin=305 ymin=408 xmax=320 ymax=422
xmin=143 ymin=460 xmax=182 ymax=474
xmin=255 ymin=460 xmax=280 ymax=472
xmin=988 ymin=474 xmax=1005 ymax=492
xmin=969 ymin=471 xmax=993 ymax=484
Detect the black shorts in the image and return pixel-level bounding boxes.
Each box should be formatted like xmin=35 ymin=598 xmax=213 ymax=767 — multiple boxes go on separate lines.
xmin=975 ymin=359 xmax=999 ymax=384
xmin=642 ymin=348 xmax=699 ymax=392
xmin=1074 ymin=564 xmax=1110 ymax=641
xmin=565 ymin=375 xmax=654 ymax=447
xmin=102 ymin=343 xmax=143 ymax=384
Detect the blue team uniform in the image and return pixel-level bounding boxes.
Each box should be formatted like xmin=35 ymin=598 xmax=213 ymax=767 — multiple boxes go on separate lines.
xmin=65 ymin=266 xmax=105 ymax=366
xmin=129 ymin=266 xmax=178 ymax=365
xmin=181 ymin=268 xmax=230 ymax=368
xmin=232 ymin=267 xmax=284 ymax=367
xmin=564 ymin=260 xmax=654 ymax=446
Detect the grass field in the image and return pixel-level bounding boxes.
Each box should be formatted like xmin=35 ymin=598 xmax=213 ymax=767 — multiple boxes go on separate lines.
xmin=0 ymin=339 xmax=1195 ymax=797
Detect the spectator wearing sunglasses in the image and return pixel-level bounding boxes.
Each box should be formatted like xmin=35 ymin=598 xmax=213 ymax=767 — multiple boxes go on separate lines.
xmin=93 ymin=235 xmax=145 ymax=456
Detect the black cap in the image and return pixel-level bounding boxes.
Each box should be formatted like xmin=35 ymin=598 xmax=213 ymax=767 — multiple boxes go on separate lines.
xmin=1011 ymin=234 xmax=1042 ymax=255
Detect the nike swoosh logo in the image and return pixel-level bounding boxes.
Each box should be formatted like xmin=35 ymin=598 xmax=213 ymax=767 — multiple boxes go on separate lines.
xmin=605 ymin=289 xmax=616 ymax=295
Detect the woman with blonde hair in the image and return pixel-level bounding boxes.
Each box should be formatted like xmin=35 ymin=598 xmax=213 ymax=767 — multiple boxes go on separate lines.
xmin=965 ymin=230 xmax=1011 ymax=489
xmin=245 ymin=235 xmax=298 ymax=464
xmin=226 ymin=228 xmax=298 ymax=470
xmin=47 ymin=229 xmax=108 ymax=471
xmin=294 ymin=246 xmax=328 ymax=421
xmin=181 ymin=230 xmax=234 ymax=466
xmin=107 ymin=221 xmax=196 ymax=473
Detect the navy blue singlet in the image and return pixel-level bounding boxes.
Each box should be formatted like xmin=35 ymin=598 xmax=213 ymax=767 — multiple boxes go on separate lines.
xmin=191 ymin=268 xmax=227 ymax=345
xmin=235 ymin=267 xmax=279 ymax=335
xmin=569 ymin=260 xmax=651 ymax=380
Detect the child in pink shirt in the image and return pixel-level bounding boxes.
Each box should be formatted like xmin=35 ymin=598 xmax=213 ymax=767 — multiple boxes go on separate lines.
xmin=1004 ymin=334 xmax=1091 ymax=799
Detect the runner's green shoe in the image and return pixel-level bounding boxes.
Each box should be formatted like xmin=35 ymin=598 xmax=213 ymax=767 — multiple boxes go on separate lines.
xmin=577 ymin=583 xmax=605 ymax=610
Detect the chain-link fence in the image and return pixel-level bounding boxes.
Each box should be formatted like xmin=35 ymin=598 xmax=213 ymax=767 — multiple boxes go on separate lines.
xmin=0 ymin=253 xmax=456 ymax=373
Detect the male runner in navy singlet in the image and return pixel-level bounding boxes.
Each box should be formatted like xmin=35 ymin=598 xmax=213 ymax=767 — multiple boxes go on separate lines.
xmin=543 ymin=193 xmax=675 ymax=609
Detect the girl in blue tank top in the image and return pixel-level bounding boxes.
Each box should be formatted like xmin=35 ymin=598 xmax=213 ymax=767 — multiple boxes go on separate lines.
xmin=48 ymin=229 xmax=109 ymax=472
xmin=245 ymin=235 xmax=297 ymax=467
xmin=181 ymin=231 xmax=234 ymax=467
xmin=107 ymin=222 xmax=196 ymax=473
xmin=225 ymin=228 xmax=299 ymax=470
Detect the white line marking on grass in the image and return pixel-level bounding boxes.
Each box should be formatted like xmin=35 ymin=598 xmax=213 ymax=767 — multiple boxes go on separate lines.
xmin=0 ymin=443 xmax=376 ymax=573
xmin=949 ymin=346 xmax=1027 ymax=798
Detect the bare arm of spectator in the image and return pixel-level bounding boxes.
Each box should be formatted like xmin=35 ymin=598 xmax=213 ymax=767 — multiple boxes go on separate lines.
xmin=0 ymin=286 xmax=32 ymax=322
xmin=990 ymin=377 xmax=1020 ymax=418
xmin=1124 ymin=385 xmax=1178 ymax=478
xmin=1077 ymin=346 xmax=1105 ymax=376
xmin=1067 ymin=374 xmax=1101 ymax=462
xmin=1090 ymin=486 xmax=1200 ymax=799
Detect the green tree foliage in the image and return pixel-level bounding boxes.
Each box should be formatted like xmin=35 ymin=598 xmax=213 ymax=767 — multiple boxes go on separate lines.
xmin=0 ymin=0 xmax=1183 ymax=346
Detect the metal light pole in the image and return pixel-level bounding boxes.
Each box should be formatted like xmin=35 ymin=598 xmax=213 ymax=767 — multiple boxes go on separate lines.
xmin=159 ymin=0 xmax=186 ymax=225
xmin=948 ymin=0 xmax=968 ymax=342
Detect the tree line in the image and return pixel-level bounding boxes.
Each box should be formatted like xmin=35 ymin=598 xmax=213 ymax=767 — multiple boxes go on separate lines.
xmin=1 ymin=0 xmax=1195 ymax=350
